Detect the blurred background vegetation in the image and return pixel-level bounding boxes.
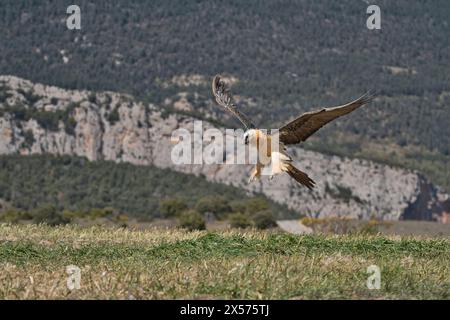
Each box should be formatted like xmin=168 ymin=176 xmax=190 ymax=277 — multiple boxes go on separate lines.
xmin=0 ymin=155 xmax=285 ymax=228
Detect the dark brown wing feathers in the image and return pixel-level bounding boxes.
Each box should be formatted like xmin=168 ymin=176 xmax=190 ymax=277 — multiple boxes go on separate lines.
xmin=211 ymin=75 xmax=255 ymax=130
xmin=279 ymin=92 xmax=374 ymax=145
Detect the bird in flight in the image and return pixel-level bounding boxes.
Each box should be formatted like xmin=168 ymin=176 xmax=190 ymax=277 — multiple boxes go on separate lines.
xmin=211 ymin=75 xmax=374 ymax=189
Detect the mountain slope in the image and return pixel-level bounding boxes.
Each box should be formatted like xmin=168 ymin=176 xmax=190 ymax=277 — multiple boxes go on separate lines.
xmin=0 ymin=75 xmax=448 ymax=221
xmin=0 ymin=154 xmax=294 ymax=219
xmin=1 ymin=1 xmax=449 ymax=192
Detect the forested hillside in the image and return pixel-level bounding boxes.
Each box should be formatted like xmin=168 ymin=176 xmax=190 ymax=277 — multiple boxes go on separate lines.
xmin=0 ymin=1 xmax=449 ymax=190
xmin=0 ymin=154 xmax=293 ymax=220
xmin=2 ymin=76 xmax=448 ymax=222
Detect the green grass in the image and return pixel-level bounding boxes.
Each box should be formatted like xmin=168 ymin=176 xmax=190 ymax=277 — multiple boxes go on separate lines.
xmin=0 ymin=224 xmax=448 ymax=299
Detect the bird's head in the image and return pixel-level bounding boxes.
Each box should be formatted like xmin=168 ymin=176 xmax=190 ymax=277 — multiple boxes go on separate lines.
xmin=243 ymin=129 xmax=257 ymax=145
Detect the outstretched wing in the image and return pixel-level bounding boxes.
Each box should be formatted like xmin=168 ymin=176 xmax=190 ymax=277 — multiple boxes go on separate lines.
xmin=211 ymin=75 xmax=255 ymax=130
xmin=279 ymin=92 xmax=374 ymax=145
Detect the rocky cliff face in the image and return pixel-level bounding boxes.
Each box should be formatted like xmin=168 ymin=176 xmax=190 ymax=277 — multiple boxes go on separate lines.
xmin=0 ymin=75 xmax=448 ymax=220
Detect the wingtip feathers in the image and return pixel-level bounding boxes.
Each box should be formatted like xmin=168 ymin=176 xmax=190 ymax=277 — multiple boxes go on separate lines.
xmin=358 ymin=91 xmax=376 ymax=105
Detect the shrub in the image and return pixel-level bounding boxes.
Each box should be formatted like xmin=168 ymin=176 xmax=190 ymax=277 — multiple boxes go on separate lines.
xmin=64 ymin=116 xmax=77 ymax=135
xmin=107 ymin=108 xmax=120 ymax=125
xmin=244 ymin=198 xmax=270 ymax=215
xmin=159 ymin=198 xmax=188 ymax=218
xmin=195 ymin=195 xmax=231 ymax=219
xmin=32 ymin=205 xmax=70 ymax=226
xmin=20 ymin=89 xmax=40 ymax=105
xmin=251 ymin=210 xmax=277 ymax=229
xmin=62 ymin=209 xmax=80 ymax=220
xmin=88 ymin=93 xmax=97 ymax=104
xmin=325 ymin=183 xmax=364 ymax=204
xmin=229 ymin=212 xmax=252 ymax=229
xmin=230 ymin=200 xmax=247 ymax=214
xmin=0 ymin=208 xmax=32 ymax=223
xmin=177 ymin=210 xmax=205 ymax=231
xmin=21 ymin=129 xmax=35 ymax=149
xmin=88 ymin=207 xmax=114 ymax=220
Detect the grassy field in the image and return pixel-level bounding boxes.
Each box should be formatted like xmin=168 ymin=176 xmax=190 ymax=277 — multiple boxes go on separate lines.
xmin=0 ymin=224 xmax=449 ymax=299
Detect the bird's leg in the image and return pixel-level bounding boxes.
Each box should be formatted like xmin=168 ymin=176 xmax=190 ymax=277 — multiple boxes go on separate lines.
xmin=248 ymin=163 xmax=262 ymax=183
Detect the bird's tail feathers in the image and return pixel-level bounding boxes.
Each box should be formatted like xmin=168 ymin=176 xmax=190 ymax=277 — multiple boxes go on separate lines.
xmin=283 ymin=163 xmax=316 ymax=190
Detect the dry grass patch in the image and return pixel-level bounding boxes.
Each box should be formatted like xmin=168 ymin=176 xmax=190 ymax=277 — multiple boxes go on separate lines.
xmin=0 ymin=224 xmax=448 ymax=299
